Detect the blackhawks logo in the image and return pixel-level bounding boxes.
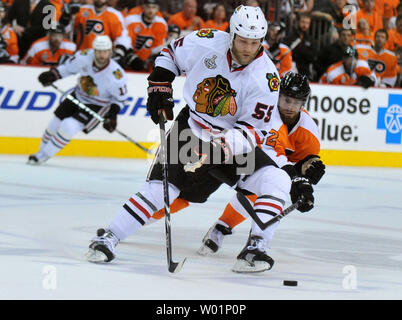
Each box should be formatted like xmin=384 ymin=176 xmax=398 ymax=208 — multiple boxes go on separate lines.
xmin=196 ymin=28 xmax=215 ymax=38
xmin=113 ymin=69 xmax=123 ymax=79
xmin=80 ymin=76 xmax=99 ymax=96
xmin=193 ymin=75 xmax=237 ymax=117
xmin=266 ymin=72 xmax=280 ymax=92
xmin=80 ymin=49 xmax=89 ymax=55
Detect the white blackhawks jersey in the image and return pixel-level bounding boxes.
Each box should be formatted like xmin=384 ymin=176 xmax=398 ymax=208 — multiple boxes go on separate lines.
xmin=156 ymin=29 xmax=290 ymax=167
xmin=56 ymin=49 xmax=128 ymax=109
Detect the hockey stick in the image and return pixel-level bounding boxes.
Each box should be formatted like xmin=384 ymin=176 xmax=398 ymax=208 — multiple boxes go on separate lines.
xmin=50 ymin=84 xmax=154 ymax=154
xmin=158 ymin=113 xmax=186 ymax=273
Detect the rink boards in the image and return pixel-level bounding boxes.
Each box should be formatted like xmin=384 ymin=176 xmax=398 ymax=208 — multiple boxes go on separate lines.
xmin=0 ymin=65 xmax=401 ymax=167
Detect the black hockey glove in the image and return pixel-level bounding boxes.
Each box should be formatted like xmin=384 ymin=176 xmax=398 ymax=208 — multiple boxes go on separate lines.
xmin=356 ymin=75 xmax=375 ymax=89
xmin=290 ymin=176 xmax=314 ymax=212
xmin=38 ymin=68 xmax=60 ymax=86
xmin=112 ymin=44 xmax=127 ymax=67
xmin=146 ymin=80 xmax=174 ymax=124
xmin=123 ymin=50 xmax=145 ymax=71
xmin=102 ymin=104 xmax=120 ymax=133
xmin=295 ymin=155 xmax=325 ymax=185
xmin=59 ymin=1 xmax=80 ymax=26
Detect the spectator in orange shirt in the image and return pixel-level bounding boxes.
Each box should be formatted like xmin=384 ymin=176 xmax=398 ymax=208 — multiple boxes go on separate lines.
xmin=0 ymin=1 xmax=18 ymax=63
xmin=355 ymin=18 xmax=374 ymax=46
xmin=320 ymin=46 xmax=376 ymax=88
xmin=387 ymin=3 xmax=402 ymax=30
xmin=124 ymin=0 xmax=167 ymax=71
xmin=204 ymin=3 xmax=228 ymax=32
xmin=168 ymin=0 xmax=205 ymax=37
xmin=386 ymin=15 xmax=402 ymax=51
xmin=263 ymin=21 xmax=293 ymax=77
xmin=356 ymin=0 xmax=383 ymax=34
xmin=357 ymin=29 xmax=398 ymax=87
xmin=22 ymin=24 xmax=76 ymax=66
xmin=395 ymin=46 xmax=402 ymax=87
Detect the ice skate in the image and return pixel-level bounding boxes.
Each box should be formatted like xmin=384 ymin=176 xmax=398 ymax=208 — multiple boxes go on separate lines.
xmin=197 ymin=221 xmax=232 ymax=255
xmin=26 ymin=154 xmax=49 ymax=165
xmin=232 ymin=235 xmax=274 ymax=273
xmin=86 ymin=229 xmax=119 ymax=263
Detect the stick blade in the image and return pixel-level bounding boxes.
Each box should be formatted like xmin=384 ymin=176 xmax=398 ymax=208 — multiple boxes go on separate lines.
xmin=168 ymin=257 xmax=187 ymax=273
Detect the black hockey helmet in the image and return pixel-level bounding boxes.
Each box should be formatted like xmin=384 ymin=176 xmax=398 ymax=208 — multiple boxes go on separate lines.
xmin=280 ymin=72 xmax=311 ymax=101
xmin=0 ymin=1 xmax=7 ymax=13
xmin=48 ymin=23 xmax=65 ymax=34
xmin=343 ymin=45 xmax=358 ymax=58
xmin=143 ymin=0 xmax=159 ymax=5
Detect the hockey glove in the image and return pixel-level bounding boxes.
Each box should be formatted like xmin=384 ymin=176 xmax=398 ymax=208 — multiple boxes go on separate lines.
xmin=102 ymin=104 xmax=120 ymax=133
xmin=295 ymin=155 xmax=325 ymax=185
xmin=146 ymin=80 xmax=174 ymax=124
xmin=38 ymin=68 xmax=60 ymax=86
xmin=356 ymin=75 xmax=375 ymax=89
xmin=123 ymin=50 xmax=145 ymax=71
xmin=290 ymin=176 xmax=314 ymax=212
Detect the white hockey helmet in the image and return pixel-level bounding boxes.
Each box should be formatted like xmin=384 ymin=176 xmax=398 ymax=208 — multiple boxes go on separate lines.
xmin=92 ymin=35 xmax=112 ymax=50
xmin=229 ymin=5 xmax=268 ymax=45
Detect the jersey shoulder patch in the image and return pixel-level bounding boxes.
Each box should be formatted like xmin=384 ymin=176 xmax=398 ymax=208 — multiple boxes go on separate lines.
xmin=113 ymin=69 xmax=123 ymax=80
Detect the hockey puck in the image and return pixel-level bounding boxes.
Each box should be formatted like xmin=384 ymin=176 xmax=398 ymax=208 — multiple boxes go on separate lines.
xmin=283 ymin=280 xmax=298 ymax=286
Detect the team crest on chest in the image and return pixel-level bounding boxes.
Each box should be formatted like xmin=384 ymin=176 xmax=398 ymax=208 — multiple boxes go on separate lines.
xmin=204 ymin=55 xmax=217 ymax=69
xmin=193 ymin=75 xmax=237 ymax=117
xmin=80 ymin=76 xmax=99 ymax=96
xmin=113 ymin=69 xmax=123 ymax=79
xmin=196 ymin=28 xmax=215 ymax=38
xmin=266 ymin=72 xmax=280 ymax=92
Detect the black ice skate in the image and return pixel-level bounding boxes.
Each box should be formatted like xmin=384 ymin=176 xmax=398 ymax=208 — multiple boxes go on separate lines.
xmin=232 ymin=235 xmax=274 ymax=273
xmin=197 ymin=221 xmax=232 ymax=255
xmin=86 ymin=229 xmax=119 ymax=263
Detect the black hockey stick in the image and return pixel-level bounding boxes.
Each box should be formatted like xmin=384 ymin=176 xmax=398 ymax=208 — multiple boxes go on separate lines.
xmin=158 ymin=113 xmax=186 ymax=273
xmin=50 ymin=84 xmax=154 ymax=154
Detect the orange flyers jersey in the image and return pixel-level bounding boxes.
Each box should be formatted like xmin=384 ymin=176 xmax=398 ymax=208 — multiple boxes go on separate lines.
xmin=1 ymin=24 xmax=19 ymax=63
xmin=263 ymin=41 xmax=292 ymax=77
xmin=385 ymin=29 xmax=402 ymax=51
xmin=356 ymin=44 xmax=397 ymax=86
xmin=320 ymin=59 xmax=375 ymax=85
xmin=22 ymin=36 xmax=76 ymax=66
xmin=285 ymin=109 xmax=321 ymax=163
xmin=74 ymin=5 xmax=131 ymax=50
xmin=125 ymin=13 xmax=167 ymax=61
xmin=204 ymin=20 xmax=229 ymax=31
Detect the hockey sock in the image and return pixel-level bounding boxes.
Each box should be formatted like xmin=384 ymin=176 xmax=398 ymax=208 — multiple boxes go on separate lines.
xmin=109 ymin=182 xmax=180 ymax=240
xmin=39 ymin=117 xmax=62 ymax=151
xmin=219 ymin=194 xmax=257 ymax=229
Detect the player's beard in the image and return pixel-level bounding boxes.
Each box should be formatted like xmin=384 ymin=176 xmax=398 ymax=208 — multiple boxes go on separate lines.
xmin=231 ymin=45 xmax=261 ymax=66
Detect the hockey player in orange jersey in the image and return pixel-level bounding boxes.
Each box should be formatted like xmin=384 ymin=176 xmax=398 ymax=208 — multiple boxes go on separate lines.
xmin=22 ymin=24 xmax=76 ymax=66
xmin=59 ymin=0 xmax=131 ymax=60
xmin=320 ymin=46 xmax=377 ymax=88
xmin=124 ymin=0 xmax=167 ymax=71
xmin=356 ymin=29 xmax=398 ymax=87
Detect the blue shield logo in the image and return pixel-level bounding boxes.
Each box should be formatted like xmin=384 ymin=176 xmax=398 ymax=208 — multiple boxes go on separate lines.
xmin=377 ymin=94 xmax=402 ymax=144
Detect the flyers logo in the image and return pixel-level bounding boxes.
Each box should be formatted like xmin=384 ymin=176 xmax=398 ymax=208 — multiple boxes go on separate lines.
xmin=368 ymin=59 xmax=386 ymax=74
xmin=196 ymin=28 xmax=215 ymax=38
xmin=193 ymin=75 xmax=237 ymax=117
xmin=134 ymin=35 xmax=154 ymax=50
xmin=85 ymin=20 xmax=104 ymax=35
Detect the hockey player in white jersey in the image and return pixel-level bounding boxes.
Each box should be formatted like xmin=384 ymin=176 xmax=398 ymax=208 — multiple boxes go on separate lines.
xmin=86 ymin=6 xmax=315 ymax=273
xmin=27 ymin=35 xmax=128 ymax=165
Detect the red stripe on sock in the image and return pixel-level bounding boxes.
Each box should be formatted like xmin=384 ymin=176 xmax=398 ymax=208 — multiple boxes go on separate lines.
xmin=129 ymin=197 xmax=151 ymax=219
xmin=254 ymin=202 xmax=283 ymax=213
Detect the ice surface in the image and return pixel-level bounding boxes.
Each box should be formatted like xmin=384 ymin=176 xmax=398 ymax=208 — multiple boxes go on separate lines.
xmin=0 ymin=155 xmax=401 ymax=300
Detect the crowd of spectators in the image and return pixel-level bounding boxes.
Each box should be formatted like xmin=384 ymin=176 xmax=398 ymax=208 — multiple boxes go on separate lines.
xmin=1 ymin=0 xmax=402 ymax=87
